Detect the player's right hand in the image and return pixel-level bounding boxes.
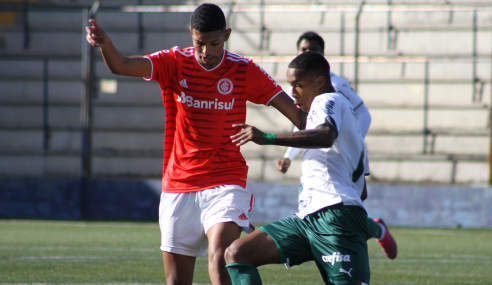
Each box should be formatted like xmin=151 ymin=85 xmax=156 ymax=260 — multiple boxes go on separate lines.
xmin=86 ymin=19 xmax=110 ymax=47
xmin=276 ymin=158 xmax=291 ymax=173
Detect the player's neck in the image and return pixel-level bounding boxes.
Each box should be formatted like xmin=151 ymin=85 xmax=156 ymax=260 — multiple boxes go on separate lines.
xmin=195 ymin=49 xmax=225 ymax=71
xmin=321 ymin=85 xmax=335 ymax=94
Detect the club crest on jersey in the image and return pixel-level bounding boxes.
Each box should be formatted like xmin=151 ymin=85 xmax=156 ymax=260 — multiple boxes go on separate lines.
xmin=217 ymin=78 xmax=233 ymax=95
xmin=180 ymin=79 xmax=188 ymax=88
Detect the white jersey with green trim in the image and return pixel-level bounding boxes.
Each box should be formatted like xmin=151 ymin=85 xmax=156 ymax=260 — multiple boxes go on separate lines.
xmin=296 ymin=92 xmax=370 ymax=219
xmin=329 ymin=72 xmax=364 ymax=111
xmin=284 ymin=72 xmax=370 ymax=162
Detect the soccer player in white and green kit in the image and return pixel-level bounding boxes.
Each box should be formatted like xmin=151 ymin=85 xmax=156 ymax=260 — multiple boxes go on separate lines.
xmin=277 ymin=31 xmax=397 ymax=260
xmin=226 ymin=51 xmax=371 ymax=284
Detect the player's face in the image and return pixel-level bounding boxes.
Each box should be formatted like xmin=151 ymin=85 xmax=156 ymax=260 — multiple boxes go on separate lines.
xmin=297 ymin=39 xmax=323 ymax=55
xmin=190 ymin=28 xmax=231 ymax=70
xmin=287 ymin=68 xmax=322 ymax=112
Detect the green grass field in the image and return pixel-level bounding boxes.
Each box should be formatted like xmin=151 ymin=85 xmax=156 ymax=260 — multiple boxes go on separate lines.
xmin=1 ymin=220 xmax=491 ymax=284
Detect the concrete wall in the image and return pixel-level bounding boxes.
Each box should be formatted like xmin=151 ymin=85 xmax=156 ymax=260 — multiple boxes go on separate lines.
xmin=1 ymin=0 xmax=491 ymax=184
xmin=1 ymin=177 xmax=491 ymax=229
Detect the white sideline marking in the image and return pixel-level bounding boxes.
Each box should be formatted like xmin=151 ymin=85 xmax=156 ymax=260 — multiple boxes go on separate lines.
xmin=0 ymin=246 xmax=158 ymax=252
xmin=4 ymin=256 xmax=162 ymax=260
xmin=3 ymin=247 xmax=491 ymax=261
xmin=4 ymin=255 xmax=491 ymax=263
xmin=394 ymin=229 xmax=484 ymax=235
xmin=0 ymin=220 xmax=158 ymax=228
xmin=371 ymin=257 xmax=492 ymax=263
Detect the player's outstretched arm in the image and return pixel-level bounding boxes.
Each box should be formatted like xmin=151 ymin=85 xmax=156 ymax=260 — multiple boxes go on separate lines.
xmin=86 ymin=19 xmax=151 ymax=78
xmin=269 ymin=92 xmax=307 ymax=130
xmin=231 ymin=119 xmax=336 ymax=149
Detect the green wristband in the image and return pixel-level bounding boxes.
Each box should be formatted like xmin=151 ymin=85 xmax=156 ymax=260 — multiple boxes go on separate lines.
xmin=263 ymin=133 xmax=276 ymax=145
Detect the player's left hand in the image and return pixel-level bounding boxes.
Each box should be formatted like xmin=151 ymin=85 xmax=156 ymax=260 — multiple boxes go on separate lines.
xmin=231 ymin=124 xmax=265 ymax=146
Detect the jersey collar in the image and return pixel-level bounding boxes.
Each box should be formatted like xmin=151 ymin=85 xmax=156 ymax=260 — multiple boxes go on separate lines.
xmin=194 ymin=49 xmax=226 ymax=72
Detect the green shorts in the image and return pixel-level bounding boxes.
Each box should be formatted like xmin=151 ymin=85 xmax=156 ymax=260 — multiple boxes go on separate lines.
xmin=260 ymin=203 xmax=370 ymax=285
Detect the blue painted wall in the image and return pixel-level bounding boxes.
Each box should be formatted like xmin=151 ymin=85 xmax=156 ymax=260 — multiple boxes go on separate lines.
xmin=0 ymin=178 xmax=161 ymax=220
xmin=1 ymin=178 xmax=491 ymax=228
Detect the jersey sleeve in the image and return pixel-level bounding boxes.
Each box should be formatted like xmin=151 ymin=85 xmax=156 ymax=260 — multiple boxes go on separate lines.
xmin=332 ymin=75 xmax=364 ymax=112
xmin=143 ymin=48 xmax=177 ymax=83
xmin=307 ymin=95 xmax=343 ymax=133
xmin=245 ymin=62 xmax=283 ymax=105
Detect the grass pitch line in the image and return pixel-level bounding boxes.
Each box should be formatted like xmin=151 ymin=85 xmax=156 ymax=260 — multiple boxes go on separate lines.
xmin=0 ymin=245 xmax=158 ymax=252
xmin=0 ymin=220 xmax=158 ymax=228
xmin=4 ymin=256 xmax=163 ymax=260
xmin=371 ymin=258 xmax=491 ymax=264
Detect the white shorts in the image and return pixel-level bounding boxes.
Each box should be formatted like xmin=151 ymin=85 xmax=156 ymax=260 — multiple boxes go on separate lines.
xmin=159 ymin=184 xmax=255 ymax=257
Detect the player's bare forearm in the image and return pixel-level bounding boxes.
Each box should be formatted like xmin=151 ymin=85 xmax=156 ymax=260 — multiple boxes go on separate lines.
xmin=274 ymin=126 xmax=334 ymax=148
xmin=100 ymin=44 xmax=151 ymax=77
xmin=269 ymin=92 xmax=307 ymax=130
xmin=86 ymin=19 xmax=151 ymax=78
xmin=232 ymin=122 xmax=336 ymax=148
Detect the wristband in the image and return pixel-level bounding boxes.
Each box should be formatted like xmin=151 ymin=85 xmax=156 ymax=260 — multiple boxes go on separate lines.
xmin=263 ymin=133 xmax=276 ymax=145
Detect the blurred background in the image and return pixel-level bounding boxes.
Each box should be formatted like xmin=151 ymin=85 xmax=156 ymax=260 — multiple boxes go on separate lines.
xmin=1 ymin=0 xmax=491 ymax=228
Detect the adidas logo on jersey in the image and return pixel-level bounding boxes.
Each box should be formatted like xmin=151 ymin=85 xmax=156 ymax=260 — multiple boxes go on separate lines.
xmin=238 ymin=213 xmax=248 ymax=220
xmin=180 ymin=79 xmax=188 ymax=88
xmin=177 ymin=92 xmax=235 ymax=110
xmin=322 ymin=252 xmax=351 ymax=265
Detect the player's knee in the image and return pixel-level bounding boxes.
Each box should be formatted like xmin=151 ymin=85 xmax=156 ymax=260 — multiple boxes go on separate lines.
xmin=208 ymin=249 xmax=226 ymax=270
xmin=224 ymin=241 xmax=242 ymax=264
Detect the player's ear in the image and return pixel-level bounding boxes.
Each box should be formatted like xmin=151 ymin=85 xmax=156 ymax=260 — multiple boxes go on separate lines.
xmin=316 ymin=75 xmax=326 ymax=90
xmin=190 ymin=27 xmax=194 ymax=37
xmin=224 ymin=28 xmax=232 ymax=41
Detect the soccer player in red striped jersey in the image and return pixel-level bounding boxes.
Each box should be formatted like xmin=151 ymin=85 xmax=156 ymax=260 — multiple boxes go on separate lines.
xmin=86 ymin=3 xmax=305 ymax=285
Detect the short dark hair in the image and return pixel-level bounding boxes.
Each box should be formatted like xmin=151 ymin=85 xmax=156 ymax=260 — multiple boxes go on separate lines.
xmin=191 ymin=3 xmax=226 ymax=32
xmin=296 ymin=31 xmax=325 ymax=55
xmin=288 ymin=51 xmax=330 ymax=81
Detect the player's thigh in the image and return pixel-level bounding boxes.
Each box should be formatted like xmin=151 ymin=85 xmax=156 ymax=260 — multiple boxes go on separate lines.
xmin=307 ymin=204 xmax=370 ymax=285
xmin=200 ymin=184 xmax=254 ymax=234
xmin=260 ymin=216 xmax=313 ymax=267
xmin=162 ymin=251 xmax=196 ymax=284
xmin=159 ymin=192 xmax=208 ymax=257
xmin=225 ymin=228 xmax=281 ymax=266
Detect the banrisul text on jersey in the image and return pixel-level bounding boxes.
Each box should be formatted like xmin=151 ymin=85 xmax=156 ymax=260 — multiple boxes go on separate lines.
xmin=177 ymin=92 xmax=235 ymax=110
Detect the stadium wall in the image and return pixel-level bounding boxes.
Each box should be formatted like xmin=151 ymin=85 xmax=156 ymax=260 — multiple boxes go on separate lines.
xmin=1 ymin=178 xmax=491 ymax=229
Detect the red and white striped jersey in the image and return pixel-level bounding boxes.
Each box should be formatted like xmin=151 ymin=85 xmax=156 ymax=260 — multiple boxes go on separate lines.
xmin=145 ymin=46 xmax=283 ymax=193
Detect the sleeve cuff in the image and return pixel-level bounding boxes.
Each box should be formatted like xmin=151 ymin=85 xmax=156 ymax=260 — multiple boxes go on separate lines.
xmin=143 ymin=56 xmax=153 ymax=81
